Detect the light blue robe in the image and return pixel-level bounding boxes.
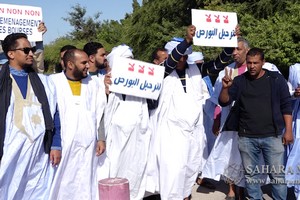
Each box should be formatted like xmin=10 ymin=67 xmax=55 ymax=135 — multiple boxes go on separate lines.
xmin=286 ymin=63 xmax=300 ymax=200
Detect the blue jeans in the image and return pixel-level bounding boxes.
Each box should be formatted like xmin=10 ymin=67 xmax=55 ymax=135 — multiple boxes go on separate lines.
xmin=238 ymin=136 xmax=286 ymax=200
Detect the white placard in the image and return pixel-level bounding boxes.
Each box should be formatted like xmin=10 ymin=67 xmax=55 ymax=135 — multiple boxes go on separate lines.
xmin=192 ymin=9 xmax=238 ymax=47
xmin=109 ymin=57 xmax=165 ymax=100
xmin=0 ymin=3 xmax=43 ymax=41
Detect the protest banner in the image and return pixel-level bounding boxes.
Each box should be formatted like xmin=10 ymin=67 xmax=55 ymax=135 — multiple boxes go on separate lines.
xmin=109 ymin=57 xmax=165 ymax=100
xmin=0 ymin=3 xmax=43 ymax=41
xmin=192 ymin=9 xmax=238 ymax=47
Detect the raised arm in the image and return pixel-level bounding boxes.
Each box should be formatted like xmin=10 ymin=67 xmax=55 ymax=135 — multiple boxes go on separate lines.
xmin=198 ymin=25 xmax=241 ymax=77
xmin=33 ymin=22 xmax=47 ymax=73
xmin=219 ymin=68 xmax=233 ymax=106
xmin=164 ymin=25 xmax=195 ymax=77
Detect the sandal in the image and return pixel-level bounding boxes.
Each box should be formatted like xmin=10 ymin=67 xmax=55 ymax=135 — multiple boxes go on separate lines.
xmin=200 ymin=180 xmax=216 ymax=190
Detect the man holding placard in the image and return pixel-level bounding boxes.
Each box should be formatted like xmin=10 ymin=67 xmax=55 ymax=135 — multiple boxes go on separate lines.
xmin=103 ymin=44 xmax=152 ymax=200
xmin=0 ymin=3 xmax=47 ymax=73
xmin=146 ymin=22 xmax=240 ymax=199
xmin=104 ymin=36 xmax=203 ymax=199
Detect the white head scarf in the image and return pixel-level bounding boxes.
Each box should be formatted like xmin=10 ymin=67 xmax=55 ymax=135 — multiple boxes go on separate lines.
xmin=107 ymin=44 xmax=133 ymax=68
xmin=187 ymin=52 xmax=204 ymax=64
xmin=164 ymin=37 xmax=192 ymax=55
xmin=263 ymin=62 xmax=281 ymax=73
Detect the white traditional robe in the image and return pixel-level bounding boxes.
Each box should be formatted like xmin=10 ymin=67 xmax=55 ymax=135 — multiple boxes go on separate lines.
xmin=0 ymin=74 xmax=57 ymax=200
xmin=146 ymin=64 xmax=207 ymax=200
xmin=49 ymin=73 xmax=106 ymax=200
xmin=202 ymin=76 xmax=216 ymax=155
xmin=286 ymin=63 xmax=300 ymax=199
xmin=90 ymin=73 xmax=111 ymax=199
xmin=201 ymin=63 xmax=245 ymax=186
xmin=104 ymin=92 xmax=151 ymax=200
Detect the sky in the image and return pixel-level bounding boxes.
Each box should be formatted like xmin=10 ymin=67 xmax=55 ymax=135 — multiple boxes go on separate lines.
xmin=0 ymin=0 xmax=142 ymax=44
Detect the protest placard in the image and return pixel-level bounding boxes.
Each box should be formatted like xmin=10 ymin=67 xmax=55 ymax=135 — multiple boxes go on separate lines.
xmin=109 ymin=57 xmax=165 ymax=100
xmin=0 ymin=3 xmax=43 ymax=41
xmin=192 ymin=9 xmax=238 ymax=47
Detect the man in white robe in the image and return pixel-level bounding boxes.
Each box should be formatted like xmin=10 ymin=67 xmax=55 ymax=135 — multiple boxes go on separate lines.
xmin=83 ymin=41 xmax=110 ymax=189
xmin=286 ymin=63 xmax=300 ymax=199
xmin=147 ymin=25 xmax=236 ymax=200
xmin=201 ymin=38 xmax=250 ymax=199
xmin=49 ymin=49 xmax=106 ymax=200
xmin=150 ymin=27 xmax=208 ymax=200
xmin=104 ymin=44 xmax=151 ymax=200
xmin=0 ymin=33 xmax=60 ymax=200
xmin=147 ymin=26 xmax=225 ymax=200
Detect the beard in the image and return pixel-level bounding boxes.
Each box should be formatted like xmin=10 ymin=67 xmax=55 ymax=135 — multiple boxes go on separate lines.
xmin=95 ymin=60 xmax=106 ymax=69
xmin=73 ymin=66 xmax=87 ymax=80
xmin=23 ymin=63 xmax=34 ymax=72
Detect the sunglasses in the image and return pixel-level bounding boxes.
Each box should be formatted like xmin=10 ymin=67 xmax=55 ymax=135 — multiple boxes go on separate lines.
xmin=12 ymin=47 xmax=36 ymax=54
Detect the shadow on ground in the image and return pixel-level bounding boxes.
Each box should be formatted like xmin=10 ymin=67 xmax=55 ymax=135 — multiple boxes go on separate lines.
xmin=143 ymin=180 xmax=296 ymax=200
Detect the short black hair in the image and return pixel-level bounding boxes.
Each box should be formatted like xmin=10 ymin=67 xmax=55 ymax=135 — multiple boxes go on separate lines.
xmin=63 ymin=49 xmax=88 ymax=69
xmin=83 ymin=42 xmax=104 ymax=56
xmin=151 ymin=48 xmax=167 ymax=61
xmin=2 ymin=33 xmax=27 ymax=58
xmin=246 ymin=47 xmax=265 ymax=61
xmin=63 ymin=49 xmax=77 ymax=68
xmin=60 ymin=45 xmax=76 ymax=53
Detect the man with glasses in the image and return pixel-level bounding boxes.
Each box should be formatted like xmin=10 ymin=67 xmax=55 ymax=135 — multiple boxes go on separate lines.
xmin=0 ymin=22 xmax=48 ymax=73
xmin=0 ymin=33 xmax=61 ymax=199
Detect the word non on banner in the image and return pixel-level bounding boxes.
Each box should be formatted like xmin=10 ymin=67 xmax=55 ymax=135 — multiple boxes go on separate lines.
xmin=0 ymin=3 xmax=43 ymax=41
xmin=191 ymin=9 xmax=238 ymax=47
xmin=109 ymin=57 xmax=165 ymax=100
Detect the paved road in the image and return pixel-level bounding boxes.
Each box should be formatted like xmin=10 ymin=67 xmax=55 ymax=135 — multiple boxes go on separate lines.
xmin=191 ymin=179 xmax=295 ymax=200
xmin=145 ymin=180 xmax=296 ymax=200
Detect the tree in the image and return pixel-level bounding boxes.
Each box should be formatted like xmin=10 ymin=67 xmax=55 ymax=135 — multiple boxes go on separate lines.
xmin=44 ymin=0 xmax=299 ymax=75
xmin=96 ymin=19 xmax=130 ymax=52
xmin=127 ymin=0 xmax=202 ymax=61
xmin=241 ymin=1 xmax=300 ymax=76
xmin=200 ymin=0 xmax=300 ymax=77
xmin=63 ymin=4 xmax=102 ymax=41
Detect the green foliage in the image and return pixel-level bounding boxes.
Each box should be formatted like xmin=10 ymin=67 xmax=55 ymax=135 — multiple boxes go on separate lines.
xmin=240 ymin=1 xmax=300 ymax=76
xmin=96 ymin=20 xmax=123 ymax=51
xmin=126 ymin=0 xmax=203 ymax=61
xmin=63 ymin=4 xmax=102 ymax=41
xmin=44 ymin=0 xmax=300 ymax=77
xmin=44 ymin=36 xmax=87 ymax=73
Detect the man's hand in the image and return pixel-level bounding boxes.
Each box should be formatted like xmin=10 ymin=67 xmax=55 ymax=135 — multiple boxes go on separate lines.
xmin=282 ymin=114 xmax=293 ymax=145
xmin=50 ymin=149 xmax=61 ymax=166
xmin=234 ymin=24 xmax=241 ymax=37
xmin=282 ymin=130 xmax=294 ymax=145
xmin=222 ymin=68 xmax=233 ymax=89
xmin=294 ymin=86 xmax=300 ymax=97
xmin=38 ymin=22 xmax=47 ymax=35
xmin=186 ymin=25 xmax=196 ymax=43
xmin=104 ymin=71 xmax=112 ymax=95
xmin=212 ymin=116 xmax=221 ymax=136
xmin=96 ymin=141 xmax=106 ymax=156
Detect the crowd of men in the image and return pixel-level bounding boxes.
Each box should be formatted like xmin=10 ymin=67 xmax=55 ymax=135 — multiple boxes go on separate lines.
xmin=0 ymin=22 xmax=299 ymax=200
